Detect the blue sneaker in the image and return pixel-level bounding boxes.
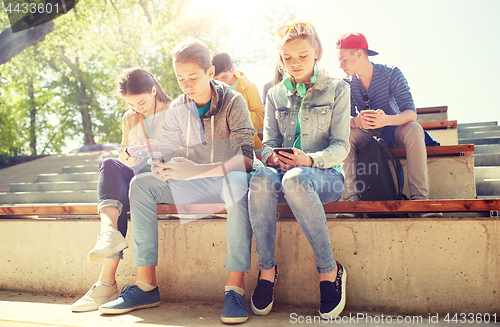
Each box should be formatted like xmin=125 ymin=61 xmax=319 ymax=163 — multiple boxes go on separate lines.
xmin=98 ymin=284 xmax=160 ymax=314
xmin=221 ymin=290 xmax=249 ymax=324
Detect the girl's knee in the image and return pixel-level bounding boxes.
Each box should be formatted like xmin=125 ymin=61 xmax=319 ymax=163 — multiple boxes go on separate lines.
xmin=282 ymin=168 xmax=309 ymax=195
xmin=250 ymin=168 xmax=279 ymax=189
xmin=99 ymin=157 xmax=119 ymax=171
xmin=129 ymin=173 xmax=153 ymax=197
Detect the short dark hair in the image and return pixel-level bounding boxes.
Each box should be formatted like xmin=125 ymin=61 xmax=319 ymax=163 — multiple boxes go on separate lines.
xmin=212 ymin=52 xmax=233 ymax=75
xmin=171 ymin=38 xmax=211 ymax=72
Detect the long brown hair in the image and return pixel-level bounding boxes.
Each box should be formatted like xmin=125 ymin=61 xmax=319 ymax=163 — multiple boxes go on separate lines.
xmin=114 ymin=67 xmax=172 ymax=110
xmin=274 ymin=22 xmax=323 ymax=85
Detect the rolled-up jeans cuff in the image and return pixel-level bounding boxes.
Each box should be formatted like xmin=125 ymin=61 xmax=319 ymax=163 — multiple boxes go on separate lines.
xmin=260 ymin=261 xmax=275 ymax=271
xmin=317 ymin=262 xmax=336 ymax=275
xmin=98 ymin=199 xmax=123 ymax=215
xmin=106 ymin=250 xmax=124 ymax=260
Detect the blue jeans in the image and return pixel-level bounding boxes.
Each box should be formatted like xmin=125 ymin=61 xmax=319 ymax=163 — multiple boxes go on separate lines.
xmin=97 ymin=158 xmax=136 ymax=260
xmin=248 ymin=167 xmax=344 ymax=274
xmin=129 ymin=171 xmax=252 ymax=271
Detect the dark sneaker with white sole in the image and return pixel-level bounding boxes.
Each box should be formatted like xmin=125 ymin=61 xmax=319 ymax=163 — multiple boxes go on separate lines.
xmin=251 ymin=265 xmax=278 ymax=316
xmin=319 ymin=261 xmax=346 ymax=319
xmin=99 ymin=284 xmax=160 ymax=314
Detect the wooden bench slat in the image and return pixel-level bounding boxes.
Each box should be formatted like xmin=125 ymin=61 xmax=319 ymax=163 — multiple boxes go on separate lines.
xmin=391 ymin=144 xmax=474 ymax=158
xmin=417 ymin=106 xmax=448 ymax=114
xmin=0 ymin=205 xmax=98 ymax=216
xmin=1 ymin=199 xmax=499 ymax=216
xmin=419 ymin=120 xmax=458 ymax=130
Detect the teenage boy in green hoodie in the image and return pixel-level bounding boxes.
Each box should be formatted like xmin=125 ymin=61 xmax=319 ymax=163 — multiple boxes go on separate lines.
xmin=99 ymin=38 xmax=255 ymax=324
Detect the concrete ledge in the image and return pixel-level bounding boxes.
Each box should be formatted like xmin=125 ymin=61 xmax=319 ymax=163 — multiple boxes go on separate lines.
xmin=399 ymin=157 xmax=476 ymax=199
xmin=427 ymin=129 xmax=458 ymax=146
xmin=417 ymin=112 xmax=448 ymax=123
xmin=0 ymin=217 xmax=498 ymax=315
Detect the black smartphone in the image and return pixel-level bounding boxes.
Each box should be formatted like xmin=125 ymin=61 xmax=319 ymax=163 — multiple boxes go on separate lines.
xmin=273 ymin=147 xmax=294 ymax=155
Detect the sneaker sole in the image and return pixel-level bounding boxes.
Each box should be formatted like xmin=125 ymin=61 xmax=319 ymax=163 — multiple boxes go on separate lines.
xmin=220 ymin=315 xmax=249 ymax=324
xmin=71 ymin=292 xmax=119 ymax=312
xmin=98 ymin=301 xmax=160 ymax=314
xmin=87 ymin=241 xmax=128 ymax=262
xmin=251 ymin=297 xmax=273 ymax=316
xmin=319 ymin=266 xmax=347 ymax=319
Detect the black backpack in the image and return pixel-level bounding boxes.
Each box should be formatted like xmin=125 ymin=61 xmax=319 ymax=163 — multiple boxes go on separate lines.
xmin=356 ymin=132 xmax=407 ymax=203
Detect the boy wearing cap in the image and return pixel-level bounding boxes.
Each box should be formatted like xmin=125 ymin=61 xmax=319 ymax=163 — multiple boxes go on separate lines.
xmin=336 ymin=32 xmax=441 ymax=218
xmin=212 ymin=52 xmax=264 ymax=153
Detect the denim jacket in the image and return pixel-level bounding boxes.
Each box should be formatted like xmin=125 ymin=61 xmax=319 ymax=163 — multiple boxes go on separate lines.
xmin=261 ymin=69 xmax=351 ymax=171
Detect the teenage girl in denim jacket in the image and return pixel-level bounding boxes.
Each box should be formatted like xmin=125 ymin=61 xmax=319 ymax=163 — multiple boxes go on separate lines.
xmin=248 ymin=22 xmax=350 ymax=319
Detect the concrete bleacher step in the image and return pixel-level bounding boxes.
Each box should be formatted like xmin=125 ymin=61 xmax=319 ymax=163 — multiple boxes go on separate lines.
xmin=457 ymin=125 xmax=500 ymax=134
xmin=474 ymin=166 xmax=500 ymax=179
xmin=9 ymin=181 xmax=98 ymax=193
xmin=0 ymin=190 xmax=97 ymax=204
xmin=458 ymin=136 xmax=500 ymax=145
xmin=62 ymin=165 xmax=98 ymax=174
xmin=457 ymin=130 xmax=500 ymax=139
xmin=475 ymin=179 xmax=500 ymax=196
xmin=37 ymin=172 xmax=98 ymax=183
xmin=457 ymin=121 xmax=498 ymax=129
xmin=471 ymin=153 xmax=500 ymax=166
xmin=472 ymin=144 xmax=500 ymax=154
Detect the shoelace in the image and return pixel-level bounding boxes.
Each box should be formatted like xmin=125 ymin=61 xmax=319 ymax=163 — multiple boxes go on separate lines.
xmin=223 ymin=290 xmax=246 ymax=308
xmin=119 ymin=285 xmax=135 ymax=298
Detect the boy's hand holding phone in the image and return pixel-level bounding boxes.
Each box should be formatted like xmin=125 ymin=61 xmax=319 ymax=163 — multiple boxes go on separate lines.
xmin=358 ymin=109 xmax=388 ymax=129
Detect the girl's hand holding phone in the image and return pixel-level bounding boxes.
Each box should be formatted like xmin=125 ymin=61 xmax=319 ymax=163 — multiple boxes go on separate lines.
xmin=125 ymin=139 xmax=160 ymax=157
xmin=269 ymin=148 xmax=312 ymax=172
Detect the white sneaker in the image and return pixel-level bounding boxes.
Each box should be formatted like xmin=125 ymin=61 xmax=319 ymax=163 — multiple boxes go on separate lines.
xmin=87 ymin=227 xmax=128 ymax=262
xmin=71 ymin=282 xmax=119 ymax=312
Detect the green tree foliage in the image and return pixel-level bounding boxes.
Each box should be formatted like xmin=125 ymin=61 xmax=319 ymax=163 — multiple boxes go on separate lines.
xmin=0 ymin=0 xmax=227 ymax=155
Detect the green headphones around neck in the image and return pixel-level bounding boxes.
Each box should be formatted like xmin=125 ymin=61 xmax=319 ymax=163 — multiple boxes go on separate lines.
xmin=283 ymin=65 xmax=319 ymax=97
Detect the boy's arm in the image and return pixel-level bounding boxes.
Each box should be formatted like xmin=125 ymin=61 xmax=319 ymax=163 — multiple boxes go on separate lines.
xmin=160 ymin=95 xmax=254 ymax=179
xmin=159 ymin=105 xmax=184 ymax=162
xmin=227 ymin=94 xmax=255 ymax=172
xmin=388 ymin=67 xmax=417 ymax=125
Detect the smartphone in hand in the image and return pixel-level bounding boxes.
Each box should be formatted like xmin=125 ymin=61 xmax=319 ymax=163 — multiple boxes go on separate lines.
xmin=273 ymin=147 xmax=294 ymax=158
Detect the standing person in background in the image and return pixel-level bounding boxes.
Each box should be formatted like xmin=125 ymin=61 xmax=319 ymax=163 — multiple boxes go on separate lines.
xmin=336 ymin=32 xmax=442 ymax=218
xmin=248 ymin=22 xmax=350 ymax=320
xmin=72 ymin=67 xmax=172 ymax=312
xmin=212 ymin=52 xmax=264 ymax=154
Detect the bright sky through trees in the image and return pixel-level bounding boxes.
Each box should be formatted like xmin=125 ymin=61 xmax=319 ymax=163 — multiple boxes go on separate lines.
xmin=1 ymin=0 xmax=499 ymax=155
xmin=195 ymin=0 xmax=500 ymax=125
